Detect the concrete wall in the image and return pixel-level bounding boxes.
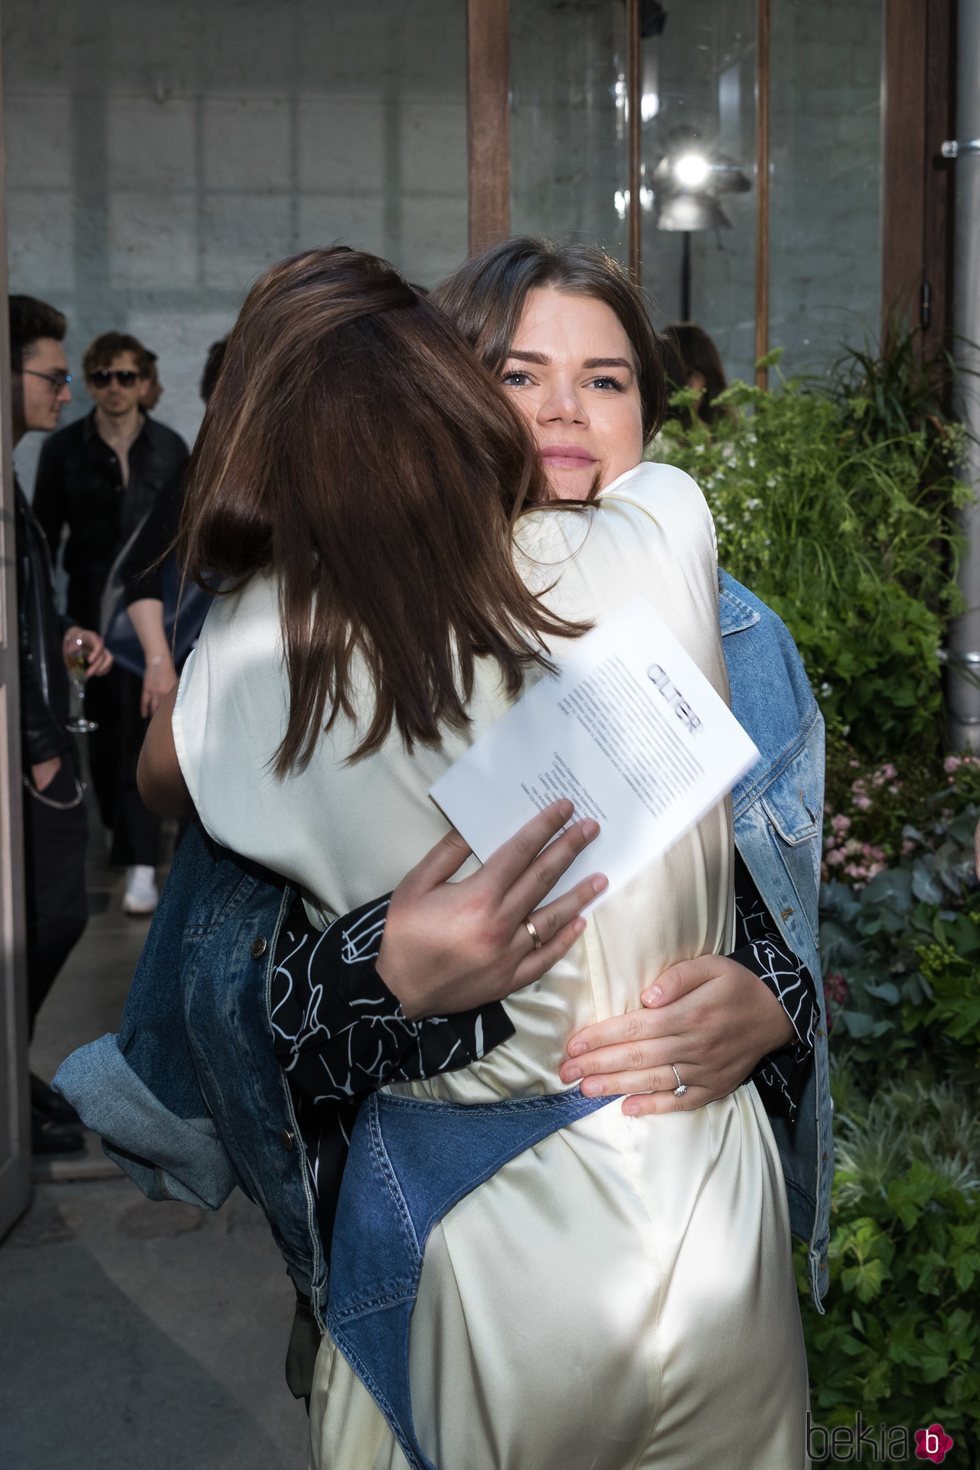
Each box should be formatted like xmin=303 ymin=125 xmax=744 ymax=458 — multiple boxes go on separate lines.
xmin=4 ymin=0 xmax=467 ymax=483
xmin=5 ymin=0 xmax=884 ymax=488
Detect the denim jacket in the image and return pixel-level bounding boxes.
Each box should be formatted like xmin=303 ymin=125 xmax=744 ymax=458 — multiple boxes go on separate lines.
xmin=55 ymin=569 xmax=831 ymax=1318
xmin=719 ymin=571 xmax=831 ymax=1308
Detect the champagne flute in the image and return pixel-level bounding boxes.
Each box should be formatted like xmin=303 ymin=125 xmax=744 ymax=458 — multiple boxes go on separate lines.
xmin=65 ymin=637 xmax=98 ymax=734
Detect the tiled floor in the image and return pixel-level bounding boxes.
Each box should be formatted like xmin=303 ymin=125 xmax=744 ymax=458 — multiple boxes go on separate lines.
xmin=3 ymin=826 xmax=310 ymax=1470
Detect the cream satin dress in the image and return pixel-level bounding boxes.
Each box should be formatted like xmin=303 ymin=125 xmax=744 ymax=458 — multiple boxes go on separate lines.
xmin=174 ymin=463 xmax=808 ymax=1470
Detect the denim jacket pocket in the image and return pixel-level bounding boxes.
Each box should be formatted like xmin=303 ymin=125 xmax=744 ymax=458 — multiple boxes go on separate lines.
xmin=759 ymin=741 xmax=822 ymax=954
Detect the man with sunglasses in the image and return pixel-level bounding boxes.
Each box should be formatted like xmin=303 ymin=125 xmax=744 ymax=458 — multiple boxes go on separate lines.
xmin=10 ymin=295 xmax=112 ymax=1152
xmin=33 ymin=331 xmax=188 ymax=917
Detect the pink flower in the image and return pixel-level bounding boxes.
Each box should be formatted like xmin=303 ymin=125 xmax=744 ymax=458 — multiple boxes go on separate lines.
xmin=853 ymin=794 xmax=872 ymax=812
xmin=826 ymin=848 xmax=846 ymax=867
xmin=823 ymin=971 xmax=849 ymax=1033
xmin=831 ymin=814 xmax=851 ymax=836
xmin=879 ymin=762 xmax=898 ymax=780
xmin=944 ymin=755 xmax=962 ymax=775
xmin=844 ymin=862 xmax=868 ymax=881
xmin=824 ymin=971 xmax=849 ymax=1006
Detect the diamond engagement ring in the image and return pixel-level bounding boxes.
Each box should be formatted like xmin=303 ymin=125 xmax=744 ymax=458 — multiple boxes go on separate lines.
xmin=670 ymin=1064 xmax=688 ymax=1098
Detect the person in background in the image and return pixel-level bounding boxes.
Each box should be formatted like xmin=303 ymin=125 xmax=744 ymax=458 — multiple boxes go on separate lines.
xmin=9 ymin=295 xmax=112 ymax=1153
xmin=138 ymin=349 xmax=163 ymax=412
xmin=665 ymin=321 xmax=731 ymax=427
xmin=122 ymin=338 xmax=227 ymax=717
xmin=32 ymin=331 xmax=189 ymax=916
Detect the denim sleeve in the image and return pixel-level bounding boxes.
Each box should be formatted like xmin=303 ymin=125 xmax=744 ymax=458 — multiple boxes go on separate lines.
xmin=732 ymin=852 xmax=818 ymax=1120
xmin=270 ymin=893 xmax=514 ymax=1102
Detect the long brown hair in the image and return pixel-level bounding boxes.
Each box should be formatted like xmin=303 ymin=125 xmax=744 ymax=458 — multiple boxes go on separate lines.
xmin=433 ymin=237 xmax=667 ymax=443
xmin=181 ymin=247 xmax=584 ymax=774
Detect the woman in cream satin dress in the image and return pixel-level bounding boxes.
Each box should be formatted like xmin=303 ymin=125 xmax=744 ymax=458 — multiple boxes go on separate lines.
xmin=171 ymin=250 xmax=808 ymax=1470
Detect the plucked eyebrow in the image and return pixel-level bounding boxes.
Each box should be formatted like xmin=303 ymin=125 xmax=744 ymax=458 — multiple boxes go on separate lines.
xmin=504 ymin=350 xmax=634 ymax=375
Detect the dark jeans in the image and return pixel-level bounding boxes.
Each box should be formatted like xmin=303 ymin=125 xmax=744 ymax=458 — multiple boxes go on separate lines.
xmin=85 ymin=665 xmax=161 ymax=867
xmin=22 ymin=752 xmax=88 ymax=1042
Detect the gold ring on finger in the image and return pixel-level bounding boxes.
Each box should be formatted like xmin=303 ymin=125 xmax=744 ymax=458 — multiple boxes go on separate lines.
xmin=523 ymin=917 xmax=543 ymax=951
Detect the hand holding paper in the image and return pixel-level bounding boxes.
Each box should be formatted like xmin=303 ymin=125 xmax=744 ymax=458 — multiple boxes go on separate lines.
xmin=430 ymin=597 xmax=759 ymax=907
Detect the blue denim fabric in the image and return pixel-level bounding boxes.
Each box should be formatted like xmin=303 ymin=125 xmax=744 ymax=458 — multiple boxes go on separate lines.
xmin=328 ymin=1089 xmax=613 ymax=1470
xmin=719 ymin=571 xmax=831 ymax=1307
xmin=54 ymin=571 xmax=832 ymax=1322
xmin=54 ymin=823 xmax=324 ymax=1313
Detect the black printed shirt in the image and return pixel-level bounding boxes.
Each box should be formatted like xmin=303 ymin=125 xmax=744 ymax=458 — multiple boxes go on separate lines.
xmin=270 ymin=858 xmax=818 ymax=1240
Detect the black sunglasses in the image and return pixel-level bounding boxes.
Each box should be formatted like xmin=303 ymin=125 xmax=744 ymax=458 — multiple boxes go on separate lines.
xmin=88 ymin=369 xmax=141 ymax=388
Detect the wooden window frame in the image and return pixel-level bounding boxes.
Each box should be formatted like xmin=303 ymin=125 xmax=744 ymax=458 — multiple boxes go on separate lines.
xmin=467 ymin=0 xmax=510 ymax=257
xmin=881 ymin=0 xmax=956 ymax=356
xmin=466 ymin=0 xmax=956 ymax=361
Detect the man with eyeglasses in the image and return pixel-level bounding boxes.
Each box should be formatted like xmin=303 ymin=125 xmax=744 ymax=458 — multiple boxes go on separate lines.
xmin=33 ymin=331 xmax=188 ymax=917
xmin=10 ymin=294 xmax=113 ymax=1153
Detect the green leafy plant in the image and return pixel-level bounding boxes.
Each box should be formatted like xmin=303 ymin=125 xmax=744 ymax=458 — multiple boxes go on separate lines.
xmin=828 ymin=322 xmax=974 ymax=466
xmin=657 ymin=335 xmax=980 ymax=1459
xmin=812 ymin=758 xmax=980 ymax=1463
xmin=653 ymin=347 xmax=970 ymax=769
xmin=819 ymin=775 xmax=980 ymax=1087
xmin=797 ymin=1080 xmax=980 ymax=1465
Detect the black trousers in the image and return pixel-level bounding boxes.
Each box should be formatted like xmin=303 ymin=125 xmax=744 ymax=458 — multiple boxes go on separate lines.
xmin=84 ymin=665 xmax=161 ymax=867
xmin=22 ymin=754 xmax=89 ymax=1042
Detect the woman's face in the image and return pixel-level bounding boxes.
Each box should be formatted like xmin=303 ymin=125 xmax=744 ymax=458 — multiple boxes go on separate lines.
xmin=500 ymin=286 xmax=645 ymax=500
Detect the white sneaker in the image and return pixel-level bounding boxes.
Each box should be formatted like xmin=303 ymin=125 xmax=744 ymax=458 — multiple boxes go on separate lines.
xmin=123 ymin=865 xmax=159 ymax=916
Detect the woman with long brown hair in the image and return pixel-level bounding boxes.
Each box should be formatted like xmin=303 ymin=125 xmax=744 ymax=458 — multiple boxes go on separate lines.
xmin=140 ymin=244 xmax=808 ymax=1469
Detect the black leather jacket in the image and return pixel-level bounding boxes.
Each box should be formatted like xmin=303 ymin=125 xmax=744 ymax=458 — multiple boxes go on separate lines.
xmin=15 ymin=479 xmax=71 ymax=765
xmin=33 ymin=410 xmax=189 ymax=629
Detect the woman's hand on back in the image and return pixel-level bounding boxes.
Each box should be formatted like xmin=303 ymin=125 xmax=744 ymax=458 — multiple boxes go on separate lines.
xmin=377 ymin=800 xmax=606 ymax=1020
xmin=558 ymin=954 xmax=794 ymax=1113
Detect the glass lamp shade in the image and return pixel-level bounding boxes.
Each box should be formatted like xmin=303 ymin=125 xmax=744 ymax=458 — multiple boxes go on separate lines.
xmin=655 ymin=193 xmax=730 ymax=231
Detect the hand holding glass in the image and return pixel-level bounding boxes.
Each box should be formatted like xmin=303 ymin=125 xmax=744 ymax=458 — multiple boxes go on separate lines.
xmin=65 ymin=637 xmax=98 ymax=733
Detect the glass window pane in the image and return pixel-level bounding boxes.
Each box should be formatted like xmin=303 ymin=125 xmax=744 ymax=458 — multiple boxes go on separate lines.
xmin=769 ymin=0 xmax=884 ymax=375
xmin=510 ymin=0 xmax=629 ymax=261
xmin=640 ymin=1 xmax=758 ymax=384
